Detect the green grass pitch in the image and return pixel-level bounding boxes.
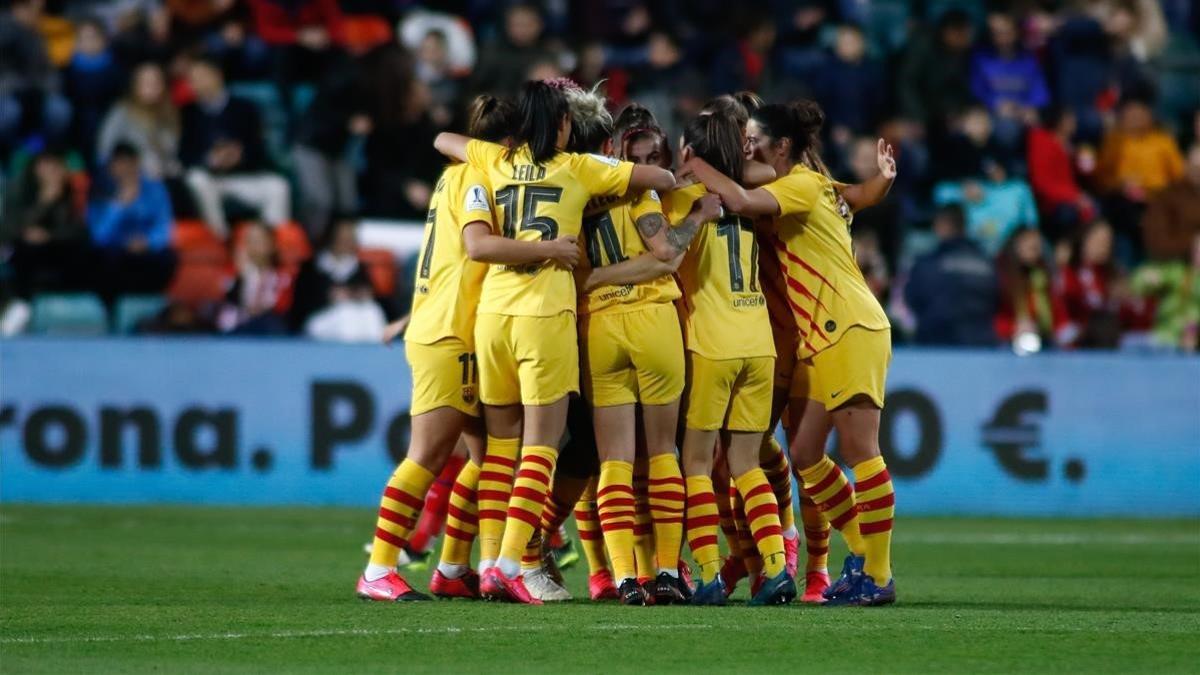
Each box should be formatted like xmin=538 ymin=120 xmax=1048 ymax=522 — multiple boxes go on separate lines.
xmin=2 ymin=505 xmax=1198 ymax=673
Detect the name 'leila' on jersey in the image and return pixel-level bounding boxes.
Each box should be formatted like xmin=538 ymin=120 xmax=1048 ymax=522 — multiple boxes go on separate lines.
xmin=512 ymin=164 xmax=547 ymax=181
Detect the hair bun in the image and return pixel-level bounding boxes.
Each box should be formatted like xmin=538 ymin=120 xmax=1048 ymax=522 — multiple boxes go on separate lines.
xmin=789 ymin=99 xmax=825 ymax=134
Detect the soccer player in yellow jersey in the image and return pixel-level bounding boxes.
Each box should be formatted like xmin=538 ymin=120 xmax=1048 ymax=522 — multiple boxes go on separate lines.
xmin=358 ymin=95 xmax=579 ymax=602
xmin=681 ymin=99 xmax=899 ymax=606
xmin=563 ymin=89 xmax=722 ymax=606
xmin=432 ymin=80 xmax=675 ymax=604
xmin=665 ymin=112 xmax=796 ymax=607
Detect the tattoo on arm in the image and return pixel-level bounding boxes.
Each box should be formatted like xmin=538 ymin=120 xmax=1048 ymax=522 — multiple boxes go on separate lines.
xmin=635 ymin=213 xmax=665 ymax=240
xmin=665 ymin=214 xmax=702 ymax=255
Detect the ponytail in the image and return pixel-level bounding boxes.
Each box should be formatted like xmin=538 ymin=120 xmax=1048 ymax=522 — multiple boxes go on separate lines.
xmin=683 ymin=113 xmax=745 ymax=184
xmin=466 ymin=94 xmax=519 ymax=143
xmin=510 ymin=80 xmax=570 ymax=165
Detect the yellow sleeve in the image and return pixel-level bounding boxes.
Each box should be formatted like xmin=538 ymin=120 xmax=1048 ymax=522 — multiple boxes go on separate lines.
xmin=455 ymin=165 xmax=495 ymax=231
xmin=629 ymin=189 xmax=663 ymax=222
xmin=465 ymin=139 xmax=506 ymax=170
xmin=571 ymin=152 xmax=635 ymax=198
xmin=762 ymin=172 xmax=821 ymax=218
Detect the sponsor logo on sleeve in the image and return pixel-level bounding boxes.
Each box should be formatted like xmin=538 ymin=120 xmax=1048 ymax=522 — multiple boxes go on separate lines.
xmin=464 ymin=185 xmax=490 ymax=212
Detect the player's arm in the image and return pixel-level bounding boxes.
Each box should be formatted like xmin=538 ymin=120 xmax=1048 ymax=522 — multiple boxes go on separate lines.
xmin=578 ymin=252 xmax=682 ymax=292
xmin=462 ymin=222 xmax=580 ymax=269
xmin=681 ymin=157 xmax=781 ymax=217
xmin=432 ymin=132 xmax=473 ymax=163
xmin=433 ymin=132 xmax=470 ymax=162
xmin=838 ymin=138 xmax=897 ymax=213
xmin=743 ymin=160 xmax=777 ymax=187
xmin=628 ymin=165 xmax=676 ymax=193
xmin=635 ymin=193 xmax=723 ymax=261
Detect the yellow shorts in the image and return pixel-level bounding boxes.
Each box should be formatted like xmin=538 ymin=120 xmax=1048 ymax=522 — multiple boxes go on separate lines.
xmin=685 ymin=352 xmax=774 ymax=432
xmin=406 ymin=337 xmax=480 ymax=417
xmin=580 ymin=304 xmax=685 ymax=407
xmin=475 ymin=312 xmax=580 ymax=406
xmin=791 ymin=327 xmax=891 ymax=410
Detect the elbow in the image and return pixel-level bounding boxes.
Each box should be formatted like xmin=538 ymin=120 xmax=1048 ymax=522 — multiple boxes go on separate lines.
xmin=433 ymin=133 xmax=451 ymax=156
xmin=649 ymin=240 xmax=676 ymax=263
xmin=463 ymin=239 xmax=486 ymax=262
xmin=651 ymin=169 xmax=676 ymax=193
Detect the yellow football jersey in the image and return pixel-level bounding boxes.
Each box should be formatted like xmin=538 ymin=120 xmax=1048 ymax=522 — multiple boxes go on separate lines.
xmin=578 ymin=189 xmax=681 ymax=315
xmin=465 ymin=140 xmax=635 ymax=317
xmin=761 ymin=164 xmax=890 ymax=359
xmin=664 ymin=183 xmax=775 ymax=360
xmin=405 ymin=163 xmax=493 ymax=346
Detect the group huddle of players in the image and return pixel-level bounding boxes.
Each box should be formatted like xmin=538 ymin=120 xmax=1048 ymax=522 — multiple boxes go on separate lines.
xmin=355 ymin=77 xmax=899 ymax=607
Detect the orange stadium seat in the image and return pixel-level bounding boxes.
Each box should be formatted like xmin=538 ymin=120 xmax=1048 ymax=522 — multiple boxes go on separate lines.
xmin=359 ymin=248 xmax=397 ymax=297
xmin=167 ymin=262 xmax=229 ymax=306
xmin=172 ymin=220 xmax=228 ymax=265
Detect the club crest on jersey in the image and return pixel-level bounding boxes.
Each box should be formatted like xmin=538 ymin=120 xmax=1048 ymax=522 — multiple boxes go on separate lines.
xmin=462 ymin=387 xmax=476 ymax=404
xmin=826 ymin=185 xmax=853 ymax=227
xmin=464 ymin=184 xmax=489 ymax=212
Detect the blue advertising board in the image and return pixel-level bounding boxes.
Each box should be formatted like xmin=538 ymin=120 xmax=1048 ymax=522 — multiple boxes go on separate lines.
xmin=1 ymin=338 xmax=1198 ymax=516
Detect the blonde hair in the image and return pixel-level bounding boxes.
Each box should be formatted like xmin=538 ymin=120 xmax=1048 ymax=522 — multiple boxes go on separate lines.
xmin=564 ymin=82 xmax=613 ymax=153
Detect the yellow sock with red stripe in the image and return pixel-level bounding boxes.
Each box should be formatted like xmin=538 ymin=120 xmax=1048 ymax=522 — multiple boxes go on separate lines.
xmin=684 ymin=475 xmax=721 ymax=583
xmin=798 ymin=456 xmax=865 ymax=556
xmin=573 ymin=478 xmax=609 ymax=574
xmin=759 ymin=437 xmax=797 ymax=535
xmin=853 ymin=456 xmax=895 ymax=585
xmin=647 ymin=454 xmax=685 ymax=573
xmin=544 ymin=474 xmax=587 ymax=534
xmin=715 ymin=478 xmax=742 ymax=559
xmin=632 ymin=463 xmax=655 ymax=578
xmin=734 ymin=468 xmax=786 ymax=577
xmin=521 ymin=523 xmax=545 ymax=572
xmin=799 ymin=491 xmax=830 ymax=572
xmin=368 ymin=459 xmax=436 ymax=568
xmin=731 ymin=485 xmax=763 ymax=576
xmin=597 ymin=460 xmax=637 ymax=582
xmin=438 ymin=459 xmax=481 ymax=569
xmin=497 ymin=446 xmax=558 ymax=576
xmin=477 ymin=436 xmax=520 ymax=567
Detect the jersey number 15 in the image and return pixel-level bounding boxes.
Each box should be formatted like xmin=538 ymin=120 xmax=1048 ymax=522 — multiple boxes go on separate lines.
xmin=495 ymin=186 xmax=563 ymax=240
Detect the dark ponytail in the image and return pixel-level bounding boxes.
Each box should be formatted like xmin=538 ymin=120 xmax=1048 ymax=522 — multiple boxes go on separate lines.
xmin=467 ymin=94 xmax=519 ymax=143
xmin=751 ymin=99 xmax=825 ymax=164
xmin=683 ymin=113 xmax=745 ymax=184
xmin=510 ymin=80 xmax=569 ymax=165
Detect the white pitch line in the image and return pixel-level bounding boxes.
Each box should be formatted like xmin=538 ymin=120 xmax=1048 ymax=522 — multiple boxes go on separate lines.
xmin=0 ymin=624 xmax=714 ymax=646
xmin=898 ymin=532 xmax=1200 ymax=546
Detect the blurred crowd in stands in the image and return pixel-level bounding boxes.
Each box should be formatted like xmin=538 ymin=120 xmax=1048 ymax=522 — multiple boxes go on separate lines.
xmin=1 ymin=0 xmax=1198 ymax=352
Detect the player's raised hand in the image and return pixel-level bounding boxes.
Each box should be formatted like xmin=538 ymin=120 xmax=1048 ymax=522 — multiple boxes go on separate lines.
xmin=877 ymin=138 xmax=897 ymax=180
xmin=692 ymin=192 xmax=724 ymax=223
xmin=544 ymin=235 xmax=581 ymax=269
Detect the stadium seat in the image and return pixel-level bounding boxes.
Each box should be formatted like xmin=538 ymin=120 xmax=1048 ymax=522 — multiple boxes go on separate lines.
xmin=167 ymin=262 xmax=229 ymax=306
xmin=275 ymin=222 xmax=313 ymax=267
xmin=359 ymin=248 xmax=397 ymax=297
xmin=29 ymin=293 xmax=109 ymax=336
xmin=112 ymin=295 xmax=167 ymax=334
xmin=173 ymin=220 xmax=228 ymax=265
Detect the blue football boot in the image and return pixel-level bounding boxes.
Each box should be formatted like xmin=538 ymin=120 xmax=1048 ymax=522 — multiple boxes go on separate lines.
xmin=854 ymin=575 xmax=896 ymax=607
xmin=690 ymin=575 xmax=727 ymax=606
xmin=822 ymin=554 xmax=863 ymax=601
xmin=748 ymin=570 xmax=797 ymax=606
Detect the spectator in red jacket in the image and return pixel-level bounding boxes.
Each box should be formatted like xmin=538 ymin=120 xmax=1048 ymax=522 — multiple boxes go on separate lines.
xmin=246 ymin=0 xmax=346 ymax=115
xmin=995 ymin=226 xmax=1076 ymax=352
xmin=1058 ymin=219 xmax=1152 ymax=349
xmin=1027 ymin=105 xmax=1096 ymax=243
